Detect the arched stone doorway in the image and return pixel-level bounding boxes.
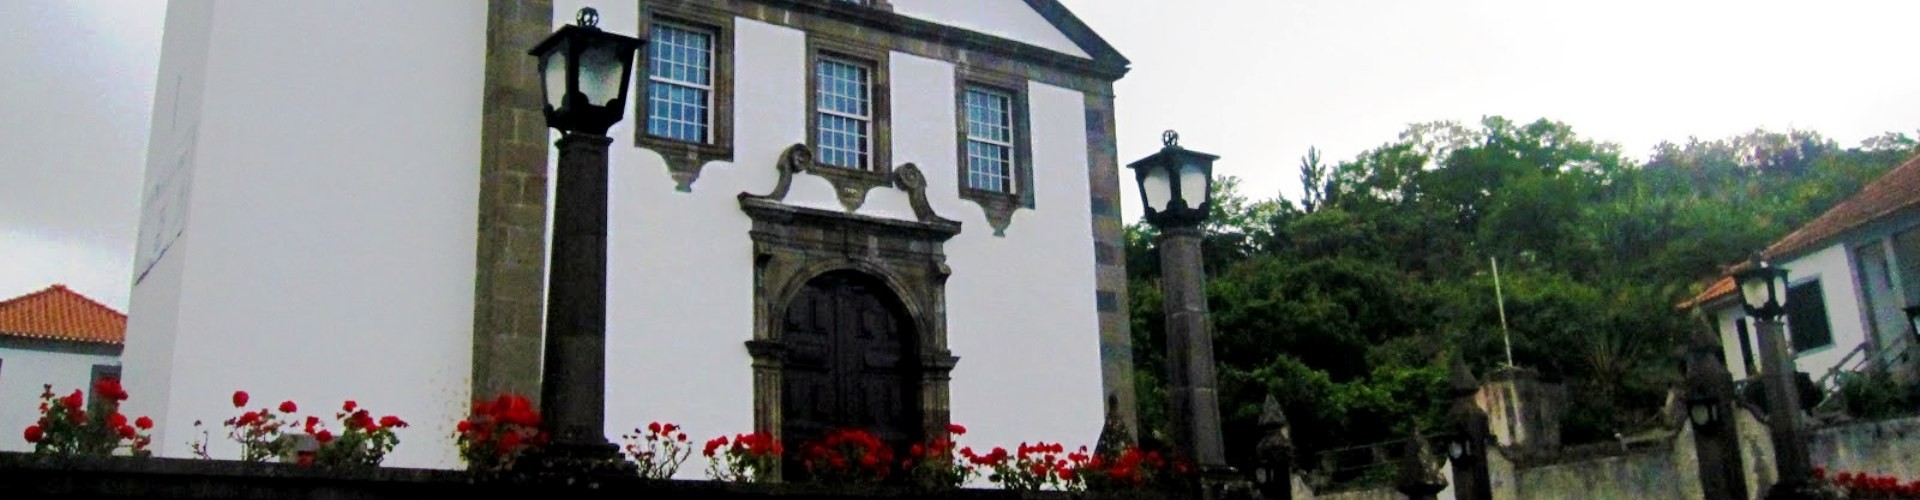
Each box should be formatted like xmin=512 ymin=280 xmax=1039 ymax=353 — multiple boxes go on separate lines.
xmin=738 ymin=175 xmax=963 ymax=481
xmin=778 ymin=270 xmax=921 ymax=475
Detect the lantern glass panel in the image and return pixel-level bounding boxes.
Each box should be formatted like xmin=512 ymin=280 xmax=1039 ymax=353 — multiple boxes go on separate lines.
xmin=541 ymin=39 xmax=569 ymax=110
xmin=1142 ymin=165 xmax=1173 ymax=212
xmin=1178 ymin=162 xmax=1209 ymax=207
xmin=1740 ymin=275 xmax=1769 ymax=313
xmin=578 ymin=40 xmax=626 ymax=106
xmin=1771 ymin=273 xmax=1790 ymax=308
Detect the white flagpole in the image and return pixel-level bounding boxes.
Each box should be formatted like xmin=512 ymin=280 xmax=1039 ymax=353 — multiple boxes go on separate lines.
xmin=1493 ymin=256 xmax=1514 ymax=368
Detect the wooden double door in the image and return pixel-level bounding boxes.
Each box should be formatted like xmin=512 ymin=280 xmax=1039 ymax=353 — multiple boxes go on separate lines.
xmin=780 ymin=271 xmax=921 ymax=468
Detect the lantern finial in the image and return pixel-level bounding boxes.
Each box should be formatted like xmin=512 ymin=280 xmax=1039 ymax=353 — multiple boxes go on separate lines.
xmin=1163 ymin=130 xmax=1180 ymax=148
xmin=577 ymin=7 xmax=600 ymax=28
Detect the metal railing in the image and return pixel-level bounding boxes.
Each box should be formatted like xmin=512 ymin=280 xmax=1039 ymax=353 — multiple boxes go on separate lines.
xmin=1308 ymin=438 xmax=1409 ymax=491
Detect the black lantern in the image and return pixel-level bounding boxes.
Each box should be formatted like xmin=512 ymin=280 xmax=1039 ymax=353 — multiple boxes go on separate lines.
xmin=1734 ymin=258 xmax=1791 ymax=322
xmin=1128 ymin=130 xmax=1220 ymax=228
xmin=1686 ymin=395 xmax=1722 ymax=428
xmin=530 ymin=8 xmax=642 ymax=136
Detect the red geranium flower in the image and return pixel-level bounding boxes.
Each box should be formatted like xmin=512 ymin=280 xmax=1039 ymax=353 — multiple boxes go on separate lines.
xmin=947 ymin=423 xmax=966 ymax=435
xmin=93 ymin=378 xmax=130 ymax=402
xmin=62 ymin=390 xmax=84 ymax=409
xmin=232 ymin=391 xmax=250 ymax=408
xmin=315 ymin=429 xmax=334 ymax=443
xmin=135 ymin=416 xmax=153 ymax=430
xmin=278 ymin=401 xmax=297 ymax=413
xmin=342 ymin=400 xmax=357 ymax=412
xmin=24 ymin=425 xmax=43 ymax=443
xmin=500 ymin=431 xmax=523 ymax=451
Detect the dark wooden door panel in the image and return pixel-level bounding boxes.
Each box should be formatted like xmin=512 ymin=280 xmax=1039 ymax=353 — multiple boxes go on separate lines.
xmin=780 ymin=271 xmax=921 ymax=476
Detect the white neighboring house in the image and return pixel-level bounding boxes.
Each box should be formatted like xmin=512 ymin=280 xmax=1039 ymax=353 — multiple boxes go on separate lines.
xmin=0 ymin=284 xmax=127 ymax=452
xmin=1686 ymin=154 xmax=1920 ymax=388
xmin=122 ymin=0 xmax=1137 ymax=471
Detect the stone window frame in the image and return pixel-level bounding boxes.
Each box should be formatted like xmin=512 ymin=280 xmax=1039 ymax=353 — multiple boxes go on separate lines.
xmin=636 ymin=1 xmax=736 ymax=192
xmin=954 ymin=66 xmax=1035 ymax=237
xmin=805 ymin=34 xmax=894 ymax=212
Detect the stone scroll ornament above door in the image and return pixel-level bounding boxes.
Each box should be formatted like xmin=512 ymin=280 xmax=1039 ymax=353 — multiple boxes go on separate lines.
xmin=737 ymin=144 xmax=962 ymax=470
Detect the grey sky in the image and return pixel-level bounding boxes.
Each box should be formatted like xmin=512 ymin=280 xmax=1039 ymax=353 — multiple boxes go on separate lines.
xmin=1 ymin=0 xmax=161 ymax=309
xmin=3 ymin=0 xmax=1918 ymax=310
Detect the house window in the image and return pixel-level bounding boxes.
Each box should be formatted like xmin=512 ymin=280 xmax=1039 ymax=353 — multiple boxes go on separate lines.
xmin=803 ymin=36 xmax=891 ymax=210
xmin=1787 ymin=281 xmax=1834 ymax=354
xmin=1896 ymin=228 xmax=1920 ymax=309
xmin=646 ymin=21 xmax=714 ymax=144
xmin=816 ymin=55 xmax=874 ymax=170
xmin=635 ymin=5 xmax=733 ymax=191
xmin=953 ymin=68 xmax=1034 ymax=236
xmin=963 ymin=87 xmax=1016 ymax=193
xmin=1735 ymin=318 xmax=1757 ymax=376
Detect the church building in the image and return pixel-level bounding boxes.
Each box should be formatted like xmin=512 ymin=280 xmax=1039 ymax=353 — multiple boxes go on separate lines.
xmin=121 ymin=0 xmax=1136 ymax=470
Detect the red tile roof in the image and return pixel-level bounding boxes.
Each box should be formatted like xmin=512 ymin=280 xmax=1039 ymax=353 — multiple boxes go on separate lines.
xmin=0 ymin=284 xmax=127 ymax=345
xmin=1684 ymin=153 xmax=1920 ymax=309
xmin=1679 ymin=276 xmax=1737 ymax=310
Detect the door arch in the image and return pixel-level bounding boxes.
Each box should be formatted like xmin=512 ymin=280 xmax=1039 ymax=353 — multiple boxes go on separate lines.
xmin=778 ymin=270 xmax=922 ymax=472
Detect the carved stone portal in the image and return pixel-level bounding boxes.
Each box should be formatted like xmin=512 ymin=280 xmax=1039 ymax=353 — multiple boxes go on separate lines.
xmin=738 ymin=150 xmax=962 ymax=477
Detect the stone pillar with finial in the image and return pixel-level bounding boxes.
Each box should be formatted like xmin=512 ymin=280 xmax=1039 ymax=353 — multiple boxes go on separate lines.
xmin=1094 ymin=394 xmax=1135 ymax=461
xmin=1446 ymin=356 xmax=1493 ymax=500
xmin=1253 ymin=395 xmax=1294 ymax=500
xmin=1394 ymin=432 xmax=1448 ymax=500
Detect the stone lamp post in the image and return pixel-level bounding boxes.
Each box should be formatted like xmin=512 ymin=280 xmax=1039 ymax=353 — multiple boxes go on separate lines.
xmin=1126 ymin=131 xmax=1230 ymax=492
xmin=526 ymin=7 xmax=642 ymax=474
xmin=1734 ymin=257 xmax=1811 ymax=491
xmin=1684 ymin=324 xmax=1748 ymax=499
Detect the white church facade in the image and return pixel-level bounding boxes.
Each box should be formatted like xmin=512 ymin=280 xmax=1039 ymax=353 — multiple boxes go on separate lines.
xmin=122 ymin=0 xmax=1136 ymax=471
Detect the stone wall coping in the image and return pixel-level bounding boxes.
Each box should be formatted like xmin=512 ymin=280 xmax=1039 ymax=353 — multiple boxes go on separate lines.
xmin=0 ymin=452 xmax=1186 ymax=499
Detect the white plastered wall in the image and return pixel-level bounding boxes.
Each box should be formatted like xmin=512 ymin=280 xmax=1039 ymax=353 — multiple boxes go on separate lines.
xmin=123 ymin=0 xmax=485 ymax=468
xmin=119 ymin=0 xmax=213 ymax=458
xmin=0 ymin=346 xmax=120 ymax=452
xmin=1781 ymin=244 xmax=1870 ymax=380
xmin=570 ymin=1 xmax=1105 ymax=475
xmin=1712 ymin=243 xmax=1873 ymax=383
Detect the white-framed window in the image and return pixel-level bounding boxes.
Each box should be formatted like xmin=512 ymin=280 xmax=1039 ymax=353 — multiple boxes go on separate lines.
xmin=963 ymin=87 xmax=1016 ymax=193
xmin=646 ymin=20 xmax=715 ymax=144
xmin=815 ymin=55 xmax=874 ymax=170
